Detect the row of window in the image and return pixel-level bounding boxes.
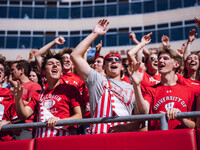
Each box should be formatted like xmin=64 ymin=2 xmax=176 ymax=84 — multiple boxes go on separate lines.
xmin=0 ymin=25 xmax=199 ymax=49
xmin=0 ymin=0 xmax=199 ymax=19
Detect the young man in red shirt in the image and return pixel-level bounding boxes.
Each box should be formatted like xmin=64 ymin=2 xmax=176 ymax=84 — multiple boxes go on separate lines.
xmin=130 ymin=48 xmax=195 ymax=130
xmin=13 ymin=52 xmax=82 ymax=138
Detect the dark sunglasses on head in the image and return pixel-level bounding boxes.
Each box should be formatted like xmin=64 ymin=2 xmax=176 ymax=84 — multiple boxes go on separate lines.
xmin=149 ymin=57 xmax=157 ymax=61
xmin=105 ymin=57 xmax=122 ymax=63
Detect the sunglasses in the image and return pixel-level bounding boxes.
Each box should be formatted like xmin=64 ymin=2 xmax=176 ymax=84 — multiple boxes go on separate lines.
xmin=149 ymin=57 xmax=157 ymax=61
xmin=105 ymin=57 xmax=122 ymax=63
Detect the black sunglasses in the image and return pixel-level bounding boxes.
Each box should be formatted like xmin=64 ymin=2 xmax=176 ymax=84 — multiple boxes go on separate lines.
xmin=105 ymin=57 xmax=122 ymax=63
xmin=149 ymin=57 xmax=157 ymax=61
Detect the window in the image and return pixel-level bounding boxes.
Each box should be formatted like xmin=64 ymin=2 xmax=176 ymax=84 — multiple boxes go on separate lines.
xmin=171 ymin=21 xmax=182 ymax=27
xmin=69 ymin=36 xmax=80 ymax=48
xmin=71 ymin=7 xmax=81 ymax=19
xmin=143 ymin=0 xmax=155 ymax=13
xmin=58 ymin=8 xmax=69 ymax=19
xmin=83 ymin=6 xmax=93 ymax=18
xmin=95 ymin=0 xmax=104 ymax=4
xmin=157 ymin=29 xmax=169 ymax=42
xmin=183 ymin=0 xmax=196 ymax=7
xmin=6 ymin=37 xmax=18 ymax=48
xmin=106 ymin=4 xmax=117 ymax=16
xmin=45 ymin=36 xmax=56 ymax=46
xmin=34 ymin=7 xmax=45 ymax=19
xmin=106 ymin=34 xmax=117 ymax=46
xmin=0 ymin=37 xmax=5 ymax=48
xmin=118 ymin=33 xmax=129 ymax=46
xmin=144 ymin=25 xmax=155 ymax=30
xmin=118 ymin=2 xmax=129 ymax=15
xmin=94 ymin=5 xmax=105 ymax=17
xmin=46 ymin=7 xmax=57 ymax=19
xmin=21 ymin=7 xmax=32 ymax=19
xmin=83 ymin=1 xmax=93 ymax=5
xmin=157 ymin=0 xmax=168 ymax=11
xmin=131 ymin=2 xmax=142 ymax=14
xmin=32 ymin=37 xmax=44 ymax=49
xmin=170 ymin=0 xmax=182 ymax=9
xmin=170 ymin=27 xmax=183 ymax=41
xmin=19 ymin=37 xmax=31 ymax=48
xmin=158 ymin=23 xmax=168 ymax=29
xmin=8 ymin=7 xmax=20 ymax=18
xmin=185 ymin=20 xmax=195 ymax=25
xmin=131 ymin=26 xmax=142 ymax=31
xmin=0 ymin=6 xmax=7 ymax=18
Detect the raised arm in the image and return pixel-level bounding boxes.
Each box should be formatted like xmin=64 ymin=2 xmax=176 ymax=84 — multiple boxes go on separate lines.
xmin=129 ymin=31 xmax=151 ymax=55
xmin=128 ymin=62 xmax=150 ymax=114
xmin=127 ymin=32 xmax=152 ymax=67
xmin=161 ymin=35 xmax=170 ymax=49
xmin=11 ymin=81 xmax=34 ymax=120
xmin=70 ymin=19 xmax=109 ymax=81
xmin=35 ymin=36 xmax=65 ymax=71
xmin=184 ymin=29 xmax=197 ymax=60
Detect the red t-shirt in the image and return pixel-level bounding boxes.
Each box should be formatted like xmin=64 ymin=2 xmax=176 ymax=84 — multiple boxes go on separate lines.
xmin=177 ymin=74 xmax=200 ymax=98
xmin=143 ymin=83 xmax=195 ymax=130
xmin=61 ymin=73 xmax=90 ymax=118
xmin=22 ymin=81 xmax=42 ymax=124
xmin=27 ymin=84 xmax=81 ymax=137
xmin=22 ymin=81 xmax=42 ymax=102
xmin=0 ymin=88 xmax=17 ymax=141
xmin=139 ymin=67 xmax=161 ymax=93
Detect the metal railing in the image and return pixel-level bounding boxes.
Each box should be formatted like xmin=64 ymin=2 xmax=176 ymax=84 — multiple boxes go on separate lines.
xmin=2 ymin=111 xmax=200 ymax=132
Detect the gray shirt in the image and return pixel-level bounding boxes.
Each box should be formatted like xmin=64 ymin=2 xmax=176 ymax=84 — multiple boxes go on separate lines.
xmin=85 ymin=69 xmax=136 ymax=117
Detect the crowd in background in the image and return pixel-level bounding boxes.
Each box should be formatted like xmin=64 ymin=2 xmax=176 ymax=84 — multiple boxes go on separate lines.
xmin=0 ymin=17 xmax=200 ymax=141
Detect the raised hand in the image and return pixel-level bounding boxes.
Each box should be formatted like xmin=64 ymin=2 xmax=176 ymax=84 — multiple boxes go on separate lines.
xmin=93 ymin=19 xmax=109 ymax=36
xmin=194 ymin=17 xmax=200 ymax=28
xmin=128 ymin=62 xmax=144 ymax=86
xmin=141 ymin=32 xmax=152 ymax=45
xmin=11 ymin=80 xmax=23 ymax=102
xmin=54 ymin=36 xmax=65 ymax=45
xmin=129 ymin=32 xmax=138 ymax=44
xmin=95 ymin=40 xmax=102 ymax=53
xmin=161 ymin=35 xmax=170 ymax=48
xmin=188 ymin=29 xmax=197 ymax=43
xmin=176 ymin=49 xmax=184 ymax=58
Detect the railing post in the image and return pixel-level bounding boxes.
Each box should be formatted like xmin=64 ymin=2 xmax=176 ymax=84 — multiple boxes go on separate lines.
xmin=160 ymin=114 xmax=168 ymax=130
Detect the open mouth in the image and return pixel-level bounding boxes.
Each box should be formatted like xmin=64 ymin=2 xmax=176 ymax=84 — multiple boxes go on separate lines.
xmin=111 ymin=66 xmax=118 ymax=69
xmin=153 ymin=63 xmax=158 ymax=67
xmin=189 ymin=63 xmax=197 ymax=67
xmin=51 ymin=69 xmax=58 ymax=74
xmin=158 ymin=64 xmax=165 ymax=69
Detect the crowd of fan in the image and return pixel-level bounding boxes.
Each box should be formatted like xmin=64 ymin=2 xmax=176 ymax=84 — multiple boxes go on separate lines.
xmin=0 ymin=17 xmax=200 ymax=141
